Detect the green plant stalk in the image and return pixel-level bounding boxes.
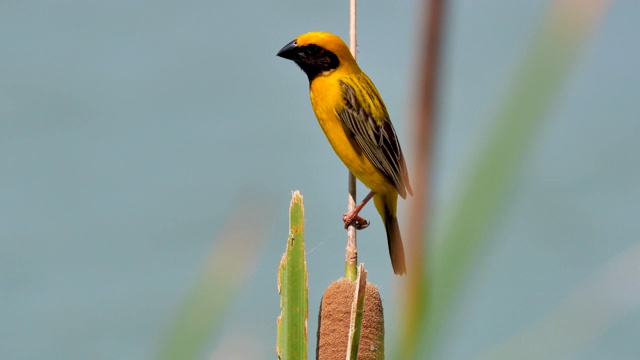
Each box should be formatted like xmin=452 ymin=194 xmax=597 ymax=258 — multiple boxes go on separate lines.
xmin=345 ymin=0 xmax=358 ymax=283
xmin=346 ymin=264 xmax=368 ymax=359
xmin=277 ymin=191 xmax=308 ymax=360
xmin=345 ymin=258 xmax=358 ymax=282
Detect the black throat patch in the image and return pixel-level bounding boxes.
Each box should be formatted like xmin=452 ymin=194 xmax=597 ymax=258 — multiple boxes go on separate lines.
xmin=294 ymin=45 xmax=340 ymax=81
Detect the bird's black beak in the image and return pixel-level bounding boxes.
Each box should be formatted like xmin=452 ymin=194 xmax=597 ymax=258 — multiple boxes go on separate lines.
xmin=276 ymin=39 xmax=300 ymax=60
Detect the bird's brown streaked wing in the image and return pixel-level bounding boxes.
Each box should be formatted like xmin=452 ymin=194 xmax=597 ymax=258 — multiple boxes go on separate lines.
xmin=338 ymin=81 xmax=412 ymax=198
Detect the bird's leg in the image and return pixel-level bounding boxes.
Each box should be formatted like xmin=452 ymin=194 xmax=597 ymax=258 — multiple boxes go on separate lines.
xmin=343 ymin=191 xmax=375 ymax=230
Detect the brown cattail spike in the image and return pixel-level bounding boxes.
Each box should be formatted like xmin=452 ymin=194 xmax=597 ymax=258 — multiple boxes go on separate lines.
xmin=316 ymin=278 xmax=384 ymax=359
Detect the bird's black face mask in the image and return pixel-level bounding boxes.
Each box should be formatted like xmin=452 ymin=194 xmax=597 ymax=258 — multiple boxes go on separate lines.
xmin=277 ymin=41 xmax=340 ymax=81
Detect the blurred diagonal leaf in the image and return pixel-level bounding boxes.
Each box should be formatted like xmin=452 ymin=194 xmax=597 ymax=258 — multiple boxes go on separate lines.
xmin=400 ymin=1 xmax=610 ymax=358
xmin=479 ymin=242 xmax=640 ymax=359
xmin=156 ymin=194 xmax=273 ymax=360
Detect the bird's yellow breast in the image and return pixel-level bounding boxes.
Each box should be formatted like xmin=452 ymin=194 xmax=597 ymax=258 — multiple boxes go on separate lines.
xmin=309 ymin=73 xmax=395 ymax=195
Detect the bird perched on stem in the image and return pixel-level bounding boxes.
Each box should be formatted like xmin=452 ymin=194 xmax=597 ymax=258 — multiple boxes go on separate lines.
xmin=277 ymin=31 xmax=412 ymax=275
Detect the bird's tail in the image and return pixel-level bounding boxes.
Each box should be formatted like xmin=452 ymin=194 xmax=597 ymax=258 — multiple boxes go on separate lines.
xmin=374 ymin=193 xmax=406 ymax=275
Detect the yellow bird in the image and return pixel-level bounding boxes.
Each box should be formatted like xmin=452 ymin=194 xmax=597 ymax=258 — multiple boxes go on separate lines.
xmin=277 ymin=31 xmax=412 ymax=275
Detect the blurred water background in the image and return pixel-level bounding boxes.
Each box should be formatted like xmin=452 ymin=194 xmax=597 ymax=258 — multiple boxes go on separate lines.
xmin=1 ymin=1 xmax=639 ymax=359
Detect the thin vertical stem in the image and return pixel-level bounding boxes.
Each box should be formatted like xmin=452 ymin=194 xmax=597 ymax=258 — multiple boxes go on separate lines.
xmin=345 ymin=0 xmax=358 ymax=281
xmin=350 ymin=0 xmax=357 ymax=57
xmin=399 ymin=0 xmax=446 ymax=356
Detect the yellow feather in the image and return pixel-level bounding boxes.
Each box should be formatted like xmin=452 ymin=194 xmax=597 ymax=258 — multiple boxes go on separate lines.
xmin=310 ymin=74 xmax=397 ymax=195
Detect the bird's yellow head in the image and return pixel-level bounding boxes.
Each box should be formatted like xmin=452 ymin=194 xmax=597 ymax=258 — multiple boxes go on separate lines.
xmin=277 ymin=31 xmax=358 ymax=81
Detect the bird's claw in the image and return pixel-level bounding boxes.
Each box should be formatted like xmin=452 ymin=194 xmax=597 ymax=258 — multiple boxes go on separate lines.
xmin=343 ymin=212 xmax=370 ymax=230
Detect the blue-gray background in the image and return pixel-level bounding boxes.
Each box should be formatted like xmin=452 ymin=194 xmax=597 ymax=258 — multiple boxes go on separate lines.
xmin=2 ymin=1 xmax=638 ymax=359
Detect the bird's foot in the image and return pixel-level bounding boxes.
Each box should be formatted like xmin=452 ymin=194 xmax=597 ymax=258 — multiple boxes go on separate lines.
xmin=343 ymin=211 xmax=370 ymax=230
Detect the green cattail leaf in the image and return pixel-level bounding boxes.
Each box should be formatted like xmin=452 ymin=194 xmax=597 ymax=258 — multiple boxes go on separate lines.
xmin=346 ymin=264 xmax=368 ymax=360
xmin=276 ymin=191 xmax=308 ymax=360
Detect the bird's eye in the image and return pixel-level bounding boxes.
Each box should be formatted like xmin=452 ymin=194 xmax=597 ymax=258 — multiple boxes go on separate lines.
xmin=301 ymin=45 xmax=323 ymax=59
